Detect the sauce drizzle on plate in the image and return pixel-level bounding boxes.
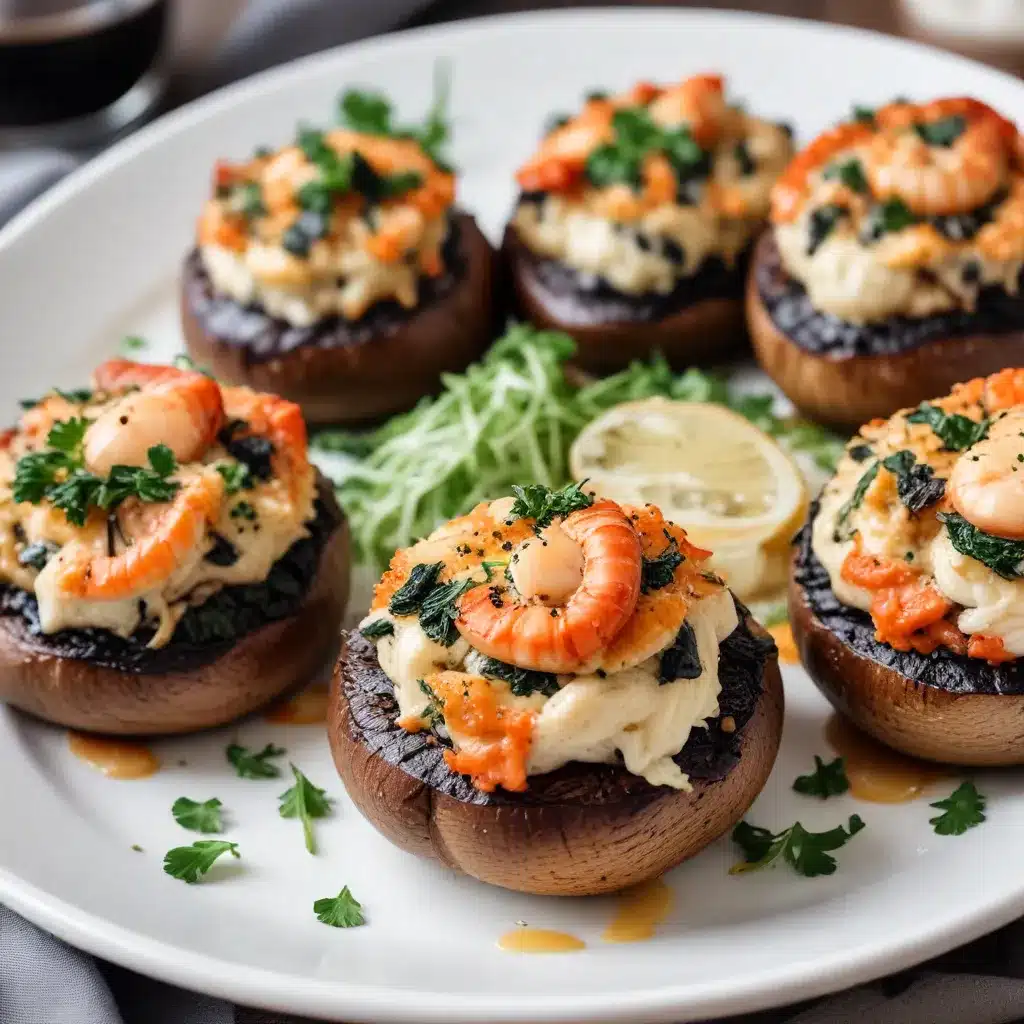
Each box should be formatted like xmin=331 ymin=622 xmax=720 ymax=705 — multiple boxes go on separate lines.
xmin=68 ymin=732 xmax=159 ymax=779
xmin=265 ymin=684 xmax=330 ymax=725
xmin=602 ymin=877 xmax=674 ymax=943
xmin=825 ymin=714 xmax=948 ymax=803
xmin=497 ymin=928 xmax=586 ymax=954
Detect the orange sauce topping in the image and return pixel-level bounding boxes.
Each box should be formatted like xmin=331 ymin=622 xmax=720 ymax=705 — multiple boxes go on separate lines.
xmin=68 ymin=733 xmax=159 ymax=779
xmin=498 ymin=928 xmax=586 ymax=954
xmin=265 ymin=684 xmax=330 ymax=725
xmin=767 ymin=622 xmax=799 ymax=664
xmin=825 ymin=714 xmax=947 ymax=803
xmin=430 ymin=671 xmax=534 ymax=793
xmin=602 ymin=878 xmax=674 ymax=943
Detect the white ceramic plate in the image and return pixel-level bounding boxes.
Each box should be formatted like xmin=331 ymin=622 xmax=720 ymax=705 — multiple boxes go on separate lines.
xmin=2 ymin=9 xmax=1024 ymax=1023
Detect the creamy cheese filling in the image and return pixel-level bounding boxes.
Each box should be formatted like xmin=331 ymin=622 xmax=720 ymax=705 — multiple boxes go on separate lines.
xmin=811 ymin=417 xmax=1024 ymax=657
xmin=364 ymin=585 xmax=738 ymax=790
xmin=201 ymin=214 xmax=449 ymax=328
xmin=514 ymin=119 xmax=790 ymax=297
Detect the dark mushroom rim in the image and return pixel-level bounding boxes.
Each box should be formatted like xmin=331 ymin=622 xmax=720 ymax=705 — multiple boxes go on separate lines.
xmin=754 ymin=229 xmax=1024 ymax=360
xmin=795 ymin=499 xmax=1024 ymax=696
xmin=182 ymin=213 xmax=472 ymax=363
xmin=0 ymin=477 xmax=343 ymax=675
xmin=505 ymin=197 xmax=749 ymax=325
xmin=338 ymin=596 xmax=775 ymax=808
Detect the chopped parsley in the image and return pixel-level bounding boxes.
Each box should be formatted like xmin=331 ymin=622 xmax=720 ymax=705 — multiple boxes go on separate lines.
xmin=929 ymin=781 xmax=986 ymax=835
xmin=658 ymin=621 xmax=702 ymax=683
xmin=314 ymin=886 xmax=365 ymax=928
xmin=848 ymin=443 xmax=874 ymax=462
xmin=478 ymin=656 xmax=559 ymax=697
xmin=585 ymin=107 xmax=709 ymax=191
xmin=640 ymin=538 xmax=683 ymax=594
xmin=907 ymin=403 xmax=989 ymax=451
xmin=862 ymin=197 xmax=918 ymax=241
xmin=339 ymin=62 xmax=452 ymax=170
xmin=731 ymin=815 xmax=865 ymax=877
xmin=822 ymin=157 xmax=868 ymax=194
xmin=278 ymin=764 xmax=332 ymax=855
xmin=807 ymin=203 xmax=847 ymax=255
xmin=359 ymin=618 xmax=395 ymax=640
xmin=508 ymin=481 xmax=593 ymax=529
xmin=938 ymin=512 xmax=1024 ymax=579
xmin=120 ymin=335 xmax=147 ymax=354
xmin=852 ymin=104 xmax=875 ymax=125
xmin=230 ymin=501 xmax=257 ymax=521
xmin=171 ymin=797 xmax=224 ymax=834
xmin=914 ymin=115 xmax=966 ymax=147
xmin=389 ymin=562 xmax=444 ymax=616
xmin=216 ymin=460 xmax=252 ymax=494
xmin=163 ymin=840 xmax=240 ymax=883
xmin=226 ymin=742 xmax=286 ymax=779
xmin=418 ymin=679 xmax=445 ymax=728
xmin=792 ymin=756 xmax=849 ymax=799
xmin=13 ymin=429 xmax=178 ymax=528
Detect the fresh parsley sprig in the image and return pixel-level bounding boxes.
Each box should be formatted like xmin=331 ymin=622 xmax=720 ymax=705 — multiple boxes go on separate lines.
xmin=930 ymin=781 xmax=986 ymax=835
xmin=339 ymin=62 xmax=453 ymax=170
xmin=279 ymin=764 xmax=332 ymax=854
xmin=226 ymin=742 xmax=286 ymax=780
xmin=508 ymin=481 xmax=594 ymax=528
xmin=793 ymin=756 xmax=850 ymax=799
xmin=171 ymin=797 xmax=224 ymax=834
xmin=731 ymin=815 xmax=865 ymax=877
xmin=163 ymin=840 xmax=240 ymax=883
xmin=314 ymin=886 xmax=365 ymax=928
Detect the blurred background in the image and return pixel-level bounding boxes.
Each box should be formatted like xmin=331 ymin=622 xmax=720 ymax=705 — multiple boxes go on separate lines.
xmin=0 ymin=0 xmax=1021 ymax=219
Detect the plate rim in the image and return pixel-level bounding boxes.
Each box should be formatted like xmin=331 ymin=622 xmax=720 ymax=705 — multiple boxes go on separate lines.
xmin=3 ymin=7 xmax=1024 ymax=1021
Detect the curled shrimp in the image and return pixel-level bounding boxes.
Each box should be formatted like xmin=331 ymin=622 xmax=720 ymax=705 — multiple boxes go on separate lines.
xmin=455 ymin=499 xmax=642 ymax=673
xmin=771 ymin=122 xmax=874 ymax=222
xmin=220 ymin=385 xmax=313 ymax=512
xmin=515 ymin=111 xmax=615 ymax=193
xmin=865 ymin=98 xmax=1012 ymax=216
xmin=43 ymin=468 xmax=226 ymax=604
xmin=589 ymin=505 xmax=717 ymax=674
xmin=86 ymin=360 xmax=224 ymax=476
xmin=948 ymin=412 xmax=1024 ymax=540
xmin=647 ymin=73 xmax=728 ymax=146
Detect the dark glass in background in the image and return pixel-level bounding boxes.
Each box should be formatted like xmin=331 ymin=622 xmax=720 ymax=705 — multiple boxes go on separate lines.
xmin=0 ymin=0 xmax=170 ymax=144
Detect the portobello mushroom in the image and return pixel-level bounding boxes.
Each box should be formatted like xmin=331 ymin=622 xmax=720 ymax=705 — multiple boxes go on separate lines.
xmin=504 ymin=75 xmax=793 ymax=375
xmin=502 ymin=221 xmax=748 ymax=375
xmin=0 ymin=477 xmax=350 ymax=735
xmin=749 ymin=98 xmax=1024 ymax=430
xmin=328 ymin=606 xmax=782 ymax=896
xmin=790 ymin=502 xmax=1024 ymax=766
xmin=182 ymin=212 xmax=496 ymax=425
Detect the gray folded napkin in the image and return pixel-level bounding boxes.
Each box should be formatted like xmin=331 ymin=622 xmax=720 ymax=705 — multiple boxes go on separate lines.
xmin=2 ymin=2 xmax=1024 ymax=1022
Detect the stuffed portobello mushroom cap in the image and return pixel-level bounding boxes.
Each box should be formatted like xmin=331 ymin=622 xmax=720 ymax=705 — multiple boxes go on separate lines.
xmin=183 ymin=125 xmax=495 ymax=425
xmin=505 ymin=75 xmax=793 ymax=375
xmin=749 ymin=98 xmax=1024 ymax=429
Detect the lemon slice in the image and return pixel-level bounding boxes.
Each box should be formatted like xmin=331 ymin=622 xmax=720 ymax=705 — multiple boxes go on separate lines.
xmin=569 ymin=397 xmax=809 ymax=595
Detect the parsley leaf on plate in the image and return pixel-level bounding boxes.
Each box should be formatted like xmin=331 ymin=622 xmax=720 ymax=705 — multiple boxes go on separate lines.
xmin=226 ymin=742 xmax=286 ymax=779
xmin=731 ymin=815 xmax=865 ymax=877
xmin=793 ymin=756 xmax=850 ymax=799
xmin=171 ymin=797 xmax=224 ymax=834
xmin=163 ymin=840 xmax=240 ymax=883
xmin=314 ymin=886 xmax=366 ymax=928
xmin=279 ymin=764 xmax=332 ymax=854
xmin=929 ymin=781 xmax=986 ymax=836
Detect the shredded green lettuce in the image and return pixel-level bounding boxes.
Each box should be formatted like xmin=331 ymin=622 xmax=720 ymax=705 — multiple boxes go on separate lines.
xmin=317 ymin=324 xmax=842 ymax=569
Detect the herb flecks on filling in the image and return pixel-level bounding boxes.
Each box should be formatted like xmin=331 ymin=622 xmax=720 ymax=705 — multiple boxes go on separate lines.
xmin=772 ymin=96 xmax=1024 ymax=324
xmin=512 ymin=74 xmax=794 ymax=296
xmin=812 ymin=367 xmax=1024 ymax=664
xmin=197 ymin=73 xmax=455 ymax=325
xmin=0 ymin=362 xmax=318 ymax=650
